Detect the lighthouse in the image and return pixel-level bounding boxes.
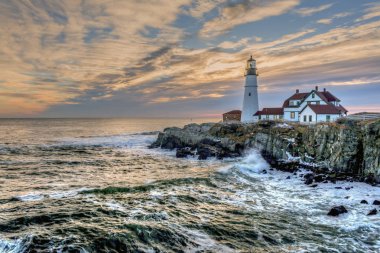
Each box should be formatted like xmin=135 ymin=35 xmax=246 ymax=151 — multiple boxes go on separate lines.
xmin=241 ymin=56 xmax=259 ymax=122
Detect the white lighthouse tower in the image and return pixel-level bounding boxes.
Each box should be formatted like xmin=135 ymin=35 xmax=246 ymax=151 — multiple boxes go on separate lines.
xmin=241 ymin=56 xmax=259 ymax=122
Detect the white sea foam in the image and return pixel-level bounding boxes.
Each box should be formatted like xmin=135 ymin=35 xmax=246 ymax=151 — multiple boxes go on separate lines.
xmin=16 ymin=193 xmax=44 ymax=202
xmin=181 ymin=227 xmax=235 ymax=253
xmin=55 ymin=133 xmax=157 ymax=149
xmin=15 ymin=188 xmax=90 ymax=202
xmin=0 ymin=237 xmax=29 ymax=253
xmin=223 ymin=149 xmax=380 ymax=250
xmin=106 ymin=200 xmax=125 ymax=211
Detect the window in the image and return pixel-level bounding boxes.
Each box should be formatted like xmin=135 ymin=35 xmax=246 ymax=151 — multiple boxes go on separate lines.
xmin=291 ymin=112 xmax=295 ymax=119
xmin=312 ymin=93 xmax=315 ymax=98
xmin=279 ymin=115 xmax=283 ymax=119
xmin=326 ymin=115 xmax=330 ymax=122
xmin=316 ymin=101 xmax=320 ymax=105
xmin=266 ymin=115 xmax=269 ymax=119
xmin=303 ymin=115 xmax=307 ymax=122
xmin=249 ymin=92 xmax=251 ymax=96
xmin=307 ymin=101 xmax=311 ymax=105
xmin=297 ymin=101 xmax=300 ymax=105
xmin=309 ymin=115 xmax=312 ymax=122
xmin=259 ymin=115 xmax=261 ymax=120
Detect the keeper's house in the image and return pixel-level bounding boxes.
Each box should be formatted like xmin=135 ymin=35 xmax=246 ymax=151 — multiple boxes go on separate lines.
xmin=253 ymin=86 xmax=347 ymax=124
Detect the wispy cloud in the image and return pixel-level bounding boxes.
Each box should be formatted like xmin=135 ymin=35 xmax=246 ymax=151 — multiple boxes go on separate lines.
xmin=0 ymin=0 xmax=379 ymax=117
xmin=199 ymin=0 xmax=300 ymax=38
xmin=317 ymin=12 xmax=351 ymax=25
xmin=356 ymin=3 xmax=380 ymax=22
xmin=295 ymin=3 xmax=333 ymax=17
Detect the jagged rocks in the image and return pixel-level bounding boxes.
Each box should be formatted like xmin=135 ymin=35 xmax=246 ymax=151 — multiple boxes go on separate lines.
xmin=373 ymin=200 xmax=380 ymax=205
xmin=327 ymin=206 xmax=348 ymax=216
xmin=197 ymin=146 xmax=214 ymax=160
xmin=368 ymin=209 xmax=378 ymax=215
xmin=176 ymin=148 xmax=194 ymax=158
xmin=360 ymin=200 xmax=369 ymax=204
xmin=304 ymin=173 xmax=314 ymax=185
xmin=151 ymin=120 xmax=380 ymax=183
xmin=305 ymin=178 xmax=313 ymax=185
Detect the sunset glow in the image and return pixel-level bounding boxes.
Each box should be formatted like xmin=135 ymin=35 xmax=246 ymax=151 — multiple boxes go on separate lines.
xmin=1 ymin=0 xmax=380 ymax=117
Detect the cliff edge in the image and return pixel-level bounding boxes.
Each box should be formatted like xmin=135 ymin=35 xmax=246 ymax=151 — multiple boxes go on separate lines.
xmin=150 ymin=119 xmax=380 ymax=183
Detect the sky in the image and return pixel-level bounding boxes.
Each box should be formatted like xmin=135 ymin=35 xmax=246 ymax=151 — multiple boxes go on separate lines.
xmin=0 ymin=0 xmax=380 ymax=118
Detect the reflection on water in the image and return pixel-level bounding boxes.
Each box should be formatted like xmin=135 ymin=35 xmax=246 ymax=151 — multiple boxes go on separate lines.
xmin=0 ymin=118 xmax=379 ymax=252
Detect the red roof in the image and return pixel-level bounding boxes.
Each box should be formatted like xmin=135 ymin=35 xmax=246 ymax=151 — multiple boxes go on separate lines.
xmin=283 ymin=90 xmax=340 ymax=108
xmin=254 ymin=108 xmax=283 ymax=116
xmin=318 ymin=91 xmax=340 ymax=102
xmin=336 ymin=105 xmax=348 ymax=113
xmin=282 ymin=93 xmax=308 ymax=107
xmin=305 ymin=104 xmax=342 ymax=114
xmin=223 ymin=110 xmax=241 ymax=115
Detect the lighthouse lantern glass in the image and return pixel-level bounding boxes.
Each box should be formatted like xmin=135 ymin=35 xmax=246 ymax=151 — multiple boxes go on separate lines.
xmin=247 ymin=59 xmax=256 ymax=69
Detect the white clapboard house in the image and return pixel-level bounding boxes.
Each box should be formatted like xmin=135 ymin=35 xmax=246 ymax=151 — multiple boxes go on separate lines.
xmin=253 ymin=86 xmax=348 ymax=124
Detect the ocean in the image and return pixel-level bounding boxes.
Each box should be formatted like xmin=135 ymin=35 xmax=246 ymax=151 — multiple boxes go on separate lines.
xmin=0 ymin=118 xmax=379 ymax=252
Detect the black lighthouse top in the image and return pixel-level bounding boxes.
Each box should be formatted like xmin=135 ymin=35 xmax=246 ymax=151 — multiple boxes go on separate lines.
xmin=245 ymin=55 xmax=258 ymax=76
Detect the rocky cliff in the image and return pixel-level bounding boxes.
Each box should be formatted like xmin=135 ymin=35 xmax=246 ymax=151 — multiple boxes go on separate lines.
xmin=150 ymin=119 xmax=380 ymax=183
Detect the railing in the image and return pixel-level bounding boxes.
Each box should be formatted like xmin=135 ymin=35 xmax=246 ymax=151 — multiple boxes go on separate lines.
xmin=346 ymin=113 xmax=380 ymax=121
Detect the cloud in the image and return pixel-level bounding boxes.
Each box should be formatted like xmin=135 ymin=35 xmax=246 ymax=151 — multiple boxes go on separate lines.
xmin=317 ymin=12 xmax=351 ymax=25
xmin=1 ymin=0 xmax=380 ymax=117
xmin=320 ymin=78 xmax=380 ymax=87
xmin=356 ymin=3 xmax=380 ymax=22
xmin=218 ymin=38 xmax=251 ymax=49
xmin=0 ymin=0 xmax=191 ymax=116
xmin=317 ymin=19 xmax=332 ymax=25
xmin=184 ymin=0 xmax=222 ymax=18
xmin=294 ymin=3 xmax=333 ymax=17
xmin=199 ymin=0 xmax=300 ymax=38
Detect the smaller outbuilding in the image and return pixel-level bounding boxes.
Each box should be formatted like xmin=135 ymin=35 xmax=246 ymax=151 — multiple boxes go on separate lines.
xmin=223 ymin=110 xmax=242 ymax=122
xmin=253 ymin=108 xmax=283 ymax=121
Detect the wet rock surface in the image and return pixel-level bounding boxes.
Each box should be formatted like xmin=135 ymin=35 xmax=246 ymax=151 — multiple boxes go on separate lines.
xmin=328 ymin=206 xmax=348 ymax=216
xmin=368 ymin=209 xmax=378 ymax=215
xmin=151 ymin=119 xmax=380 ymax=183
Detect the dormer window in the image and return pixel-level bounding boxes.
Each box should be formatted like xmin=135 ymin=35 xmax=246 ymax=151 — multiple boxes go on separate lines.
xmin=312 ymin=93 xmax=315 ymax=99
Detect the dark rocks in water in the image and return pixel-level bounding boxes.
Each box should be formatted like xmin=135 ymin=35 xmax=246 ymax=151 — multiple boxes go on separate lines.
xmin=197 ymin=146 xmax=213 ymax=160
xmin=368 ymin=209 xmax=378 ymax=215
xmin=345 ymin=187 xmax=351 ymax=190
xmin=364 ymin=174 xmax=377 ymax=185
xmin=269 ymin=161 xmax=299 ymax=173
xmin=327 ymin=206 xmax=348 ymax=216
xmin=262 ymin=170 xmax=267 ymax=174
xmin=310 ymin=184 xmax=318 ymax=188
xmin=314 ymin=174 xmax=325 ymax=183
xmin=373 ymin=200 xmax=380 ymax=205
xmin=360 ymin=200 xmax=369 ymax=204
xmin=335 ymin=187 xmax=343 ymax=189
xmin=286 ymin=176 xmax=291 ymax=179
xmin=304 ymin=178 xmax=313 ymax=185
xmin=176 ymin=148 xmax=194 ymax=158
xmin=152 ymin=120 xmax=380 ymax=184
xmin=304 ymin=173 xmax=314 ymax=180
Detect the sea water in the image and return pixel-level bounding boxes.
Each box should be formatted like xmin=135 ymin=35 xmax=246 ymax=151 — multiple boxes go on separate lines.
xmin=0 ymin=118 xmax=379 ymax=252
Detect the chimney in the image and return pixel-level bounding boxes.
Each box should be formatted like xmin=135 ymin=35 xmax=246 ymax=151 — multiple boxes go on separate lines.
xmin=315 ymin=86 xmax=318 ymax=91
xmin=296 ymin=89 xmax=299 ymax=94
xmin=323 ymin=88 xmax=326 ymax=92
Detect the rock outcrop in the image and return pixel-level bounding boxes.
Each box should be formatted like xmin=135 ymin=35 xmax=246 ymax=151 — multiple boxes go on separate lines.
xmin=150 ymin=119 xmax=380 ymax=183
